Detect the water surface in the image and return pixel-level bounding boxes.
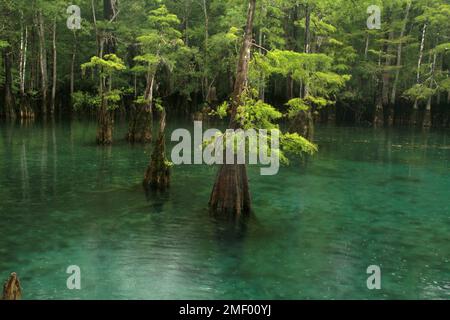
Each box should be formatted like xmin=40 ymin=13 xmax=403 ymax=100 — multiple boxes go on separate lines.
xmin=0 ymin=120 xmax=449 ymax=299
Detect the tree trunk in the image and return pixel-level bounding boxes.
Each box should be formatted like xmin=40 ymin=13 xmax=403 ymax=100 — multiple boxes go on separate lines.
xmin=37 ymin=11 xmax=48 ymax=116
xmin=423 ymin=50 xmax=437 ymax=128
xmin=143 ymin=108 xmax=170 ymax=192
xmin=373 ymin=51 xmax=384 ymax=127
xmin=383 ymin=31 xmax=394 ymax=126
xmin=18 ymin=21 xmax=34 ymax=119
xmin=209 ymin=0 xmax=256 ymax=217
xmin=50 ymin=19 xmax=57 ymax=115
xmin=97 ymin=98 xmax=113 ymax=145
xmin=412 ymin=23 xmax=427 ymax=125
xmin=390 ymin=1 xmax=411 ymax=106
xmin=127 ymin=73 xmax=154 ymax=143
xmin=2 ymin=46 xmax=15 ymax=119
xmin=304 ymin=4 xmax=311 ymax=55
xmin=2 ymin=273 xmax=22 ymax=300
xmin=364 ymin=33 xmax=369 ymax=59
xmin=70 ymin=31 xmax=77 ymax=99
xmin=202 ymin=0 xmax=210 ymax=102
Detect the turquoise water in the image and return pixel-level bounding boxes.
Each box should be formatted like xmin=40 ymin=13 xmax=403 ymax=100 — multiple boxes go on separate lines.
xmin=0 ymin=119 xmax=449 ymax=300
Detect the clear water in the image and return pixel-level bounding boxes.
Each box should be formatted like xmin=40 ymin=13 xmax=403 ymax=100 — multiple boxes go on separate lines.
xmin=0 ymin=119 xmax=449 ymax=300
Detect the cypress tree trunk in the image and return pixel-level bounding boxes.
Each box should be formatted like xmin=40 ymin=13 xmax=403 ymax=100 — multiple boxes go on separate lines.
xmin=2 ymin=46 xmax=15 ymax=119
xmin=2 ymin=273 xmax=22 ymax=300
xmin=383 ymin=31 xmax=394 ymax=126
xmin=37 ymin=11 xmax=48 ymax=117
xmin=423 ymin=50 xmax=437 ymax=128
xmin=18 ymin=21 xmax=34 ymax=120
xmin=209 ymin=0 xmax=256 ymax=217
xmin=374 ymin=52 xmax=384 ymax=127
xmin=50 ymin=19 xmax=57 ymax=115
xmin=97 ymin=74 xmax=113 ymax=145
xmin=97 ymin=99 xmax=113 ymax=145
xmin=70 ymin=31 xmax=77 ymax=102
xmin=127 ymin=73 xmax=154 ymax=143
xmin=412 ymin=23 xmax=427 ymax=126
xmin=143 ymin=108 xmax=170 ymax=192
xmin=390 ymin=1 xmax=411 ymax=120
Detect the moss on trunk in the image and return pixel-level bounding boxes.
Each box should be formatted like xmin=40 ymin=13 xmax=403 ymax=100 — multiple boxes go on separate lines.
xmin=143 ymin=109 xmax=170 ymax=192
xmin=97 ymin=100 xmax=113 ymax=145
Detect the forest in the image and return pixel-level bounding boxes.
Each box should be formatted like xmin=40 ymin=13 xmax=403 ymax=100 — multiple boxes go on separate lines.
xmin=0 ymin=0 xmax=450 ymax=301
xmin=0 ymin=0 xmax=448 ymax=128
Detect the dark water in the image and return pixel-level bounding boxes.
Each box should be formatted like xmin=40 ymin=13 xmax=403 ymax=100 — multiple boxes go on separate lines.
xmin=0 ymin=119 xmax=449 ymax=300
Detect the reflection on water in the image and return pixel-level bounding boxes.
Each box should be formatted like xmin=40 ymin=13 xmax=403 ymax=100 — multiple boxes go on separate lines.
xmin=0 ymin=120 xmax=449 ymax=300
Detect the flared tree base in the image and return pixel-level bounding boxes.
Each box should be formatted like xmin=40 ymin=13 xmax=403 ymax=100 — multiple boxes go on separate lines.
xmin=97 ymin=110 xmax=114 ymax=145
xmin=209 ymin=164 xmax=251 ymax=217
xmin=127 ymin=107 xmax=153 ymax=144
xmin=143 ymin=110 xmax=170 ymax=193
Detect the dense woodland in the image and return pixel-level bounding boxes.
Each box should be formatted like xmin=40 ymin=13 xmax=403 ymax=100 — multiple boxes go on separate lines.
xmin=0 ymin=0 xmax=449 ymax=215
xmin=0 ymin=0 xmax=448 ymax=126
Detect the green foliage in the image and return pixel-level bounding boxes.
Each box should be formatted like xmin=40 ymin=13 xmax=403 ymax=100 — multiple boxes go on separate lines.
xmin=280 ymin=133 xmax=318 ymax=164
xmin=403 ymin=84 xmax=435 ymax=102
xmin=104 ymin=89 xmax=122 ymax=110
xmin=71 ymin=91 xmax=100 ymax=111
xmin=0 ymin=40 xmax=9 ymax=48
xmin=81 ymin=54 xmax=126 ymax=76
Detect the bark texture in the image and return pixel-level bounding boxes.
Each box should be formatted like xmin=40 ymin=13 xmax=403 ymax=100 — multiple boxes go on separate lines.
xmin=2 ymin=273 xmax=22 ymax=300
xmin=209 ymin=0 xmax=256 ymax=217
xmin=143 ymin=109 xmax=170 ymax=192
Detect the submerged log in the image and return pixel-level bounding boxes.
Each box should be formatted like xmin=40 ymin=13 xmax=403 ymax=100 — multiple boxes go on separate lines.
xmin=143 ymin=109 xmax=170 ymax=192
xmin=2 ymin=273 xmax=22 ymax=300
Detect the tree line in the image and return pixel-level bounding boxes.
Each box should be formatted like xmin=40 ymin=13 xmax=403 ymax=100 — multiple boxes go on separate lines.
xmin=0 ymin=0 xmax=449 ymax=132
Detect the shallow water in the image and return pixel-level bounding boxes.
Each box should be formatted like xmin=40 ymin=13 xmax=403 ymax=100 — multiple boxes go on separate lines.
xmin=0 ymin=119 xmax=449 ymax=300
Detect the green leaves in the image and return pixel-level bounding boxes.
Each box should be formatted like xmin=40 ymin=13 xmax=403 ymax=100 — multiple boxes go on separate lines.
xmin=0 ymin=40 xmax=9 ymax=49
xmin=403 ymin=84 xmax=435 ymax=102
xmin=81 ymin=54 xmax=126 ymax=74
xmin=280 ymin=132 xmax=318 ymax=164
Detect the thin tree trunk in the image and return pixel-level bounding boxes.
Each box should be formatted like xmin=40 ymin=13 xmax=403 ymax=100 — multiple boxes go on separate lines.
xmin=304 ymin=4 xmax=311 ymax=55
xmin=209 ymin=0 xmax=256 ymax=217
xmin=383 ymin=31 xmax=394 ymax=126
xmin=70 ymin=31 xmax=77 ymax=98
xmin=37 ymin=11 xmax=48 ymax=116
xmin=423 ymin=50 xmax=437 ymax=128
xmin=364 ymin=33 xmax=370 ymax=59
xmin=390 ymin=0 xmax=411 ymax=105
xmin=202 ymin=0 xmax=210 ymax=102
xmin=19 ymin=16 xmax=26 ymax=96
xmin=412 ymin=23 xmax=427 ymax=125
xmin=51 ymin=18 xmax=57 ymax=115
xmin=19 ymin=22 xmax=33 ymax=119
xmin=374 ymin=51 xmax=384 ymax=127
xmin=2 ymin=46 xmax=15 ymax=119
